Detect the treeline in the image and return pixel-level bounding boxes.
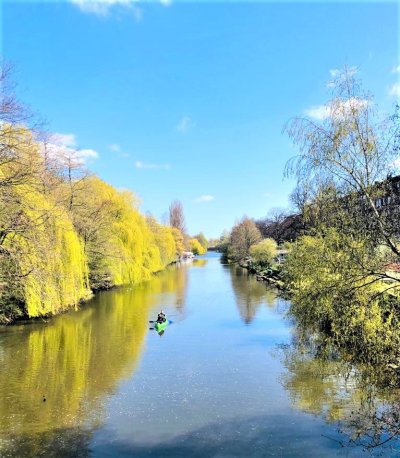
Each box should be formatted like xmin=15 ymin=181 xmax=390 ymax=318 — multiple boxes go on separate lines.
xmin=216 ymin=216 xmax=282 ymax=287
xmin=167 ymin=200 xmax=208 ymax=255
xmin=0 ymin=68 xmax=187 ymax=323
xmin=218 ymin=68 xmax=400 ymax=370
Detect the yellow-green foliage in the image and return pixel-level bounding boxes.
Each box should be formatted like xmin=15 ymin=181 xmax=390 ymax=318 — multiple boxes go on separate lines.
xmin=171 ymin=227 xmax=185 ymax=257
xmin=0 ymin=123 xmax=184 ymax=321
xmin=229 ymin=217 xmax=262 ymax=262
xmin=189 ymin=238 xmax=206 ymax=255
xmin=146 ymin=216 xmax=177 ymax=268
xmin=285 ymin=229 xmax=400 ymax=364
xmin=6 ymin=187 xmax=91 ymax=318
xmin=0 ymin=259 xmax=189 ymax=452
xmin=250 ymin=238 xmax=277 ymax=268
xmin=70 ymin=177 xmax=177 ymax=290
xmin=0 ymin=287 xmax=149 ymax=442
xmin=194 ymin=232 xmax=208 ymax=252
xmin=0 ymin=126 xmax=91 ymax=319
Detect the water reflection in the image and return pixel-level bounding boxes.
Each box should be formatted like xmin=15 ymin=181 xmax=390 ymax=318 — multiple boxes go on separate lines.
xmin=192 ymin=258 xmax=208 ymax=268
xmin=0 ymin=264 xmax=189 ymax=456
xmin=281 ymin=342 xmax=400 ymax=451
xmin=3 ymin=253 xmax=399 ymax=457
xmin=229 ymin=265 xmax=277 ymax=324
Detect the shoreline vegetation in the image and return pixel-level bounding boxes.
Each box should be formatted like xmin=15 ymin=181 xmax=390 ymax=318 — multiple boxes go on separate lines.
xmin=0 ymin=67 xmax=208 ymax=325
xmin=215 ymin=68 xmax=400 ymax=386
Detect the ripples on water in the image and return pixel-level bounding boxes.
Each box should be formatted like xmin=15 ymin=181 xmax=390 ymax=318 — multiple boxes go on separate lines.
xmin=0 ymin=252 xmax=399 ymax=457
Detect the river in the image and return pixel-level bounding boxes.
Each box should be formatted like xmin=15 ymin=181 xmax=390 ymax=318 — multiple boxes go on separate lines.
xmin=0 ymin=252 xmax=399 ymax=457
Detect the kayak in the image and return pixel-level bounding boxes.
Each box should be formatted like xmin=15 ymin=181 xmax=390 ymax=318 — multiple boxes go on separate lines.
xmin=154 ymin=319 xmax=170 ymax=332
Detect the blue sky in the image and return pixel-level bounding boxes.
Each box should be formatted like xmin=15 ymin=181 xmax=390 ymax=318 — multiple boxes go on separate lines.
xmin=2 ymin=0 xmax=399 ymax=238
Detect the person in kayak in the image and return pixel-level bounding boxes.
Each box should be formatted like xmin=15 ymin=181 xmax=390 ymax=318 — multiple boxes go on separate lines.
xmin=157 ymin=310 xmax=166 ymax=323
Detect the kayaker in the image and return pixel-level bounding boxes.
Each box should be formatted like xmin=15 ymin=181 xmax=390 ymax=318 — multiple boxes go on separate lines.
xmin=157 ymin=310 xmax=166 ymax=323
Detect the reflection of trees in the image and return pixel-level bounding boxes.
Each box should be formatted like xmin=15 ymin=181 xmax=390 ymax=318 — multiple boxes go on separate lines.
xmin=229 ymin=266 xmax=277 ymax=323
xmin=0 ymin=264 xmax=188 ymax=456
xmin=153 ymin=262 xmax=189 ymax=314
xmin=192 ymin=258 xmax=208 ymax=268
xmin=281 ymin=342 xmax=400 ymax=451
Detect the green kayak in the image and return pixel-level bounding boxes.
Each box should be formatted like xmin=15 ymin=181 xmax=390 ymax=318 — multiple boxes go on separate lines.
xmin=154 ymin=319 xmax=169 ymax=332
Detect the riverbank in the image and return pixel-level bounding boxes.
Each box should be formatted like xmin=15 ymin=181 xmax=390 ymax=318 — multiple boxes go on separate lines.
xmin=1 ymin=252 xmax=399 ymax=456
xmin=2 ymin=256 xmax=188 ymax=326
xmin=230 ymin=252 xmax=400 ymax=386
xmin=234 ymin=258 xmax=286 ymax=290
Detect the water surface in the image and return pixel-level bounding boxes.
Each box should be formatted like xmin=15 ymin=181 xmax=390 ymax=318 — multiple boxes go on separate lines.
xmin=0 ymin=253 xmax=398 ymax=457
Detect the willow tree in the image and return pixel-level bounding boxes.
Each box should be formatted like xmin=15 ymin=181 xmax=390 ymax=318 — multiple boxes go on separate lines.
xmin=0 ymin=127 xmax=91 ymax=321
xmin=69 ymin=177 xmax=165 ymax=289
xmin=189 ymin=238 xmax=206 ymax=255
xmin=171 ymin=227 xmax=185 ymax=258
xmin=0 ymin=66 xmax=193 ymax=322
xmin=146 ymin=215 xmax=178 ymax=268
xmin=194 ymin=232 xmax=208 ymax=252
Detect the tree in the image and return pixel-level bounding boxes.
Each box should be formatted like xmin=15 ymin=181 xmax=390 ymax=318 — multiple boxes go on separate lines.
xmin=215 ymin=230 xmax=231 ymax=258
xmin=146 ymin=215 xmax=177 ymax=267
xmin=0 ymin=68 xmax=88 ymax=321
xmin=69 ymin=176 xmax=164 ymax=289
xmin=169 ymin=200 xmax=186 ymax=234
xmin=250 ymin=238 xmax=277 ymax=268
xmin=189 ymin=238 xmax=206 ymax=255
xmin=194 ymin=232 xmax=208 ymax=252
xmin=283 ymin=68 xmax=400 ymax=370
xmin=285 ymin=66 xmax=400 ymax=260
xmin=0 ymin=66 xmax=194 ymax=323
xmin=171 ymin=227 xmax=185 ymax=257
xmin=285 ymin=229 xmax=400 ymax=365
xmin=230 ymin=217 xmax=262 ymax=262
xmin=255 ymin=208 xmax=303 ymax=242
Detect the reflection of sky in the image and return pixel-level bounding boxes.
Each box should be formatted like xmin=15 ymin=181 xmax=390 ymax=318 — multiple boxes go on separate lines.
xmin=3 ymin=253 xmax=397 ymax=456
xmin=89 ymin=254 xmax=375 ymax=456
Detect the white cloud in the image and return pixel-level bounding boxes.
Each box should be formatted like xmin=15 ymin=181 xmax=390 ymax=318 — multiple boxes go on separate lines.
xmin=392 ymin=65 xmax=400 ymax=74
xmin=43 ymin=132 xmax=99 ymax=166
xmin=334 ymin=97 xmax=368 ymax=113
xmin=193 ymin=195 xmax=215 ymax=203
xmin=70 ymin=0 xmax=167 ymax=17
xmin=109 ymin=143 xmax=121 ymax=153
xmin=135 ymin=161 xmax=170 ymax=170
xmin=329 ymin=66 xmax=357 ymax=79
xmin=51 ymin=133 xmax=77 ymax=148
xmin=389 ymin=83 xmax=400 ymax=97
xmin=109 ymin=143 xmax=130 ymax=157
xmin=305 ymin=97 xmax=369 ymax=121
xmin=176 ymin=116 xmax=193 ymax=133
xmin=327 ymin=66 xmax=358 ymax=88
xmin=74 ymin=148 xmax=99 ymax=163
xmin=70 ymin=0 xmax=142 ymax=19
xmin=305 ymin=105 xmax=330 ymax=120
